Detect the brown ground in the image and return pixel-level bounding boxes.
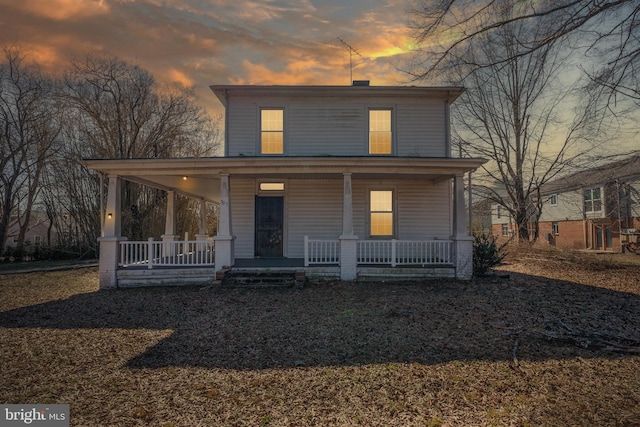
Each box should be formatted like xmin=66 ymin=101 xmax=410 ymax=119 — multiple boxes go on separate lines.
xmin=0 ymin=246 xmax=639 ymax=426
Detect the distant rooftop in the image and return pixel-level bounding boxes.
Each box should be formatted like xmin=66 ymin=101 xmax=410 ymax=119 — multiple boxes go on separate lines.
xmin=543 ymin=153 xmax=640 ymax=194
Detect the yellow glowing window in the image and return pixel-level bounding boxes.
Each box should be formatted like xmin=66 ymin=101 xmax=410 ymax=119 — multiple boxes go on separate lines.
xmin=370 ymin=190 xmax=393 ymax=236
xmin=369 ymin=109 xmax=392 ymax=154
xmin=261 ymin=109 xmax=283 ymax=154
xmin=259 ymin=182 xmax=285 ymax=191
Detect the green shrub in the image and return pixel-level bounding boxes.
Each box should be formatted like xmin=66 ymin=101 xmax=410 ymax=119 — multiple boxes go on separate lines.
xmin=473 ymin=232 xmax=507 ymax=275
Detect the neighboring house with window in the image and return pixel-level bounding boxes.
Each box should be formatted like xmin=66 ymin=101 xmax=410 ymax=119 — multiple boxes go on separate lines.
xmin=86 ymin=82 xmax=485 ymax=288
xmin=3 ymin=210 xmax=57 ymax=255
xmin=537 ymin=154 xmax=640 ymax=251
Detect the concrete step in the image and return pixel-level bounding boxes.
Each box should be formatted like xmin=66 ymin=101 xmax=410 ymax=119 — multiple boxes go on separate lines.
xmin=221 ymin=269 xmax=305 ymax=287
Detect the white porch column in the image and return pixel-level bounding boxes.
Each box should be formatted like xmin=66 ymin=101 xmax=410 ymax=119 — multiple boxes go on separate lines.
xmin=98 ymin=175 xmax=126 ymax=289
xmin=453 ymin=174 xmax=468 ymax=237
xmin=161 ymin=190 xmax=178 ymax=242
xmin=195 ymin=199 xmax=208 ymax=241
xmin=340 ymin=173 xmax=358 ymax=280
xmin=342 ymin=173 xmax=354 ymax=236
xmin=214 ymin=174 xmax=234 ymax=269
xmin=453 ymin=173 xmax=473 ymax=279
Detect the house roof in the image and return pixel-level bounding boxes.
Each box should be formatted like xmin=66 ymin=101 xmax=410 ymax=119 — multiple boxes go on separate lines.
xmin=85 ymin=156 xmax=485 ymax=202
xmin=542 ymin=153 xmax=640 ymax=194
xmin=209 ymin=85 xmax=466 ymax=107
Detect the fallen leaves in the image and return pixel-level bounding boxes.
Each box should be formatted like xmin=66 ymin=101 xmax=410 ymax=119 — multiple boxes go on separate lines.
xmin=0 ymin=247 xmax=638 ymax=426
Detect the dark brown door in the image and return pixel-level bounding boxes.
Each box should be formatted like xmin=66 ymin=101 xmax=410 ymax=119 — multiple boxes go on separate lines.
xmin=255 ymin=196 xmax=284 ymax=257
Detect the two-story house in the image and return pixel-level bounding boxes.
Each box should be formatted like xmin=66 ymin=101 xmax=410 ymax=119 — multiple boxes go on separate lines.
xmin=537 ymin=154 xmax=640 ymax=252
xmin=86 ymin=83 xmax=485 ymax=288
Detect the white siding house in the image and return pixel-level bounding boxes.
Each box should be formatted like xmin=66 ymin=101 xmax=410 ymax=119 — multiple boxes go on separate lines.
xmin=86 ymin=84 xmax=485 ymax=288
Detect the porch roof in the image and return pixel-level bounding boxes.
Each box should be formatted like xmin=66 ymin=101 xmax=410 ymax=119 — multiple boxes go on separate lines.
xmin=84 ymin=156 xmax=485 ymax=202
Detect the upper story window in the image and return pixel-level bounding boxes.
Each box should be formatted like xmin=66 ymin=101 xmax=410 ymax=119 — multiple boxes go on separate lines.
xmin=261 ymin=109 xmax=283 ymax=154
xmin=370 ymin=190 xmax=394 ymax=237
xmin=369 ymin=109 xmax=392 ymax=155
xmin=583 ymin=187 xmax=602 ymax=213
xmin=496 ymin=205 xmax=502 ymax=219
xmin=550 ymin=194 xmax=558 ymax=206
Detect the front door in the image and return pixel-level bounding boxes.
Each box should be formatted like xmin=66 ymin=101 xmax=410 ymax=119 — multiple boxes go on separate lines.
xmin=255 ymin=196 xmax=284 ymax=257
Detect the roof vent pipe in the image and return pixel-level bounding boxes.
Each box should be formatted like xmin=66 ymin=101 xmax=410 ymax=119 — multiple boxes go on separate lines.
xmin=352 ymin=80 xmax=370 ymax=86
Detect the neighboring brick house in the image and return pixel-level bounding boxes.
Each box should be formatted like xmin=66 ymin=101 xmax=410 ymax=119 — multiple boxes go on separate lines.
xmin=491 ymin=154 xmax=640 ymax=252
xmin=538 ymin=154 xmax=640 ymax=252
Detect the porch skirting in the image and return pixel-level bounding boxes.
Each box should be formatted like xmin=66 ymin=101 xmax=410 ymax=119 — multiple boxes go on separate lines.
xmin=117 ymin=267 xmax=216 ymax=288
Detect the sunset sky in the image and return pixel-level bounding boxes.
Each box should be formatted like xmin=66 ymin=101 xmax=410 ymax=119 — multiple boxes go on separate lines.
xmin=0 ymin=0 xmax=421 ymax=115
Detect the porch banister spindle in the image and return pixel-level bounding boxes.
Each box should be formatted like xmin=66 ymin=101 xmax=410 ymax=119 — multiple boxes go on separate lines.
xmin=148 ymin=237 xmax=154 ymax=270
xmin=391 ymin=239 xmax=397 ymax=267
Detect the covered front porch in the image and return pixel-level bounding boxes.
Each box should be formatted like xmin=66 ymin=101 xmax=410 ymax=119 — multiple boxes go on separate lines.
xmin=87 ymin=157 xmax=482 ymax=288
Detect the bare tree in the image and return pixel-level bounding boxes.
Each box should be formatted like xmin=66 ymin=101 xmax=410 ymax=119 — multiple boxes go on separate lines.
xmin=441 ymin=3 xmax=597 ymax=241
xmin=409 ymin=0 xmax=639 ymax=102
xmin=42 ymin=54 xmax=221 ymax=250
xmin=0 ymin=47 xmax=60 ymax=256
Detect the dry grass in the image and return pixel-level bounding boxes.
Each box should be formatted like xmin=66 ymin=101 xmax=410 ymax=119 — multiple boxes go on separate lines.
xmin=1 ymin=248 xmax=639 ymax=426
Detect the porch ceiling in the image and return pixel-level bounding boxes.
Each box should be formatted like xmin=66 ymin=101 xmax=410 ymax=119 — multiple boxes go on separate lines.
xmin=84 ymin=156 xmax=486 ymax=202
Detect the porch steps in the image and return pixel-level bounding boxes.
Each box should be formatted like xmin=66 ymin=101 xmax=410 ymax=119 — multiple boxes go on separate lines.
xmin=221 ymin=269 xmax=306 ymax=287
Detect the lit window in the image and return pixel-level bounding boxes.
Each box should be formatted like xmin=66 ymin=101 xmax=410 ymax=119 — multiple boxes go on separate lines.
xmin=584 ymin=188 xmax=602 ymax=213
xmin=370 ymin=190 xmax=393 ymax=236
xmin=552 ymin=222 xmax=559 ymax=235
xmin=259 ymin=182 xmax=285 ymax=191
xmin=261 ymin=109 xmax=283 ymax=154
xmin=550 ymin=194 xmax=558 ymax=206
xmin=501 ymin=224 xmax=508 ymax=236
xmin=369 ymin=109 xmax=392 ymax=154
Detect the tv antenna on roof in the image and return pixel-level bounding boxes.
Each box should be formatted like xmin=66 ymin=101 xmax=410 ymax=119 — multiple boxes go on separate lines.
xmin=337 ymin=37 xmax=361 ymax=84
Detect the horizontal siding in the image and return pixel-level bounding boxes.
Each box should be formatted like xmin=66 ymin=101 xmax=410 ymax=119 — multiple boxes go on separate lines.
xmin=287 ymin=179 xmax=343 ymax=257
xmin=225 ymin=94 xmax=449 ymax=157
xmin=288 ymin=104 xmax=365 ymax=156
xmin=229 ymin=177 xmax=454 ymax=259
xmin=227 ymin=100 xmax=257 ymax=156
xmin=397 ymin=102 xmax=446 ymax=157
xmin=397 ymin=180 xmax=451 ymax=238
xmin=352 ymin=178 xmax=451 ymax=239
xmin=230 ymin=178 xmax=255 ymax=258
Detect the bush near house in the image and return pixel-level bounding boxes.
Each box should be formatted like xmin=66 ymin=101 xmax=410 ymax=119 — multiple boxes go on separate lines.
xmin=473 ymin=232 xmax=507 ymax=275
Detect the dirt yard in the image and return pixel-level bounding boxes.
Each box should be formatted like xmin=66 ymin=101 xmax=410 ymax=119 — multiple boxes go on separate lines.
xmin=0 ymin=246 xmax=639 ymax=426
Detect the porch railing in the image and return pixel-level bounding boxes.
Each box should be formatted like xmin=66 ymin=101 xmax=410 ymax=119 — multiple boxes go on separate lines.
xmin=304 ymin=236 xmax=340 ymax=266
xmin=119 ymin=238 xmax=215 ymax=269
xmin=303 ymin=237 xmax=454 ymax=268
xmin=357 ymin=239 xmax=453 ymax=266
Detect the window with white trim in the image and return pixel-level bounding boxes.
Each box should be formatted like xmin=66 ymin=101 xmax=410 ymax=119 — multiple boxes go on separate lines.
xmin=552 ymin=222 xmax=559 ymax=235
xmin=550 ymin=194 xmax=558 ymax=206
xmin=501 ymin=224 xmax=509 ymax=236
xmin=369 ymin=109 xmax=392 ymax=155
xmin=261 ymin=109 xmax=284 ymax=154
xmin=369 ymin=190 xmax=393 ymax=236
xmin=583 ymin=187 xmax=602 ymax=213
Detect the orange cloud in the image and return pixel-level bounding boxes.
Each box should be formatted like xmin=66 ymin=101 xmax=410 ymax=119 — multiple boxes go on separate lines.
xmin=4 ymin=0 xmax=110 ymax=21
xmin=167 ymin=69 xmax=195 ymax=87
xmin=232 ymin=59 xmax=343 ymax=85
